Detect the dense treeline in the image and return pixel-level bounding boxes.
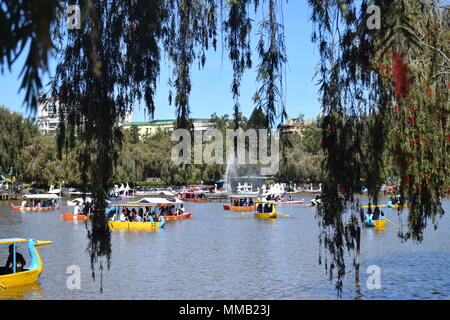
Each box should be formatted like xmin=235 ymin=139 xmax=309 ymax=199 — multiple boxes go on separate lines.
xmin=0 ymin=105 xmax=325 ymax=187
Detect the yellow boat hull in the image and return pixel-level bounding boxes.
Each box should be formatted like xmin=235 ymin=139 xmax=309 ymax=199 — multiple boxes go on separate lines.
xmin=391 ymin=204 xmax=408 ymax=209
xmin=0 ymin=239 xmax=51 ymax=289
xmin=374 ymin=219 xmax=387 ymax=229
xmin=0 ymin=269 xmax=41 ymax=289
xmin=108 ymin=221 xmax=161 ymax=231
xmin=254 ymin=212 xmax=277 ymax=220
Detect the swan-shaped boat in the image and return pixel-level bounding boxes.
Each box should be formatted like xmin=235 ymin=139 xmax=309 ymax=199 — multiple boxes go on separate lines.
xmin=0 ymin=238 xmax=52 ymax=289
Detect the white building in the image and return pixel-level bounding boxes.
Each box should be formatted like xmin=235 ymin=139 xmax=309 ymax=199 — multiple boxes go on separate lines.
xmin=36 ymin=93 xmax=133 ymax=135
xmin=37 ymin=94 xmax=60 ymax=135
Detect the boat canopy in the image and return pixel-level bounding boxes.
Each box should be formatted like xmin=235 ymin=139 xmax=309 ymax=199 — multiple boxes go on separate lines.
xmin=23 ymin=194 xmax=61 ymax=199
xmin=138 ymin=197 xmax=183 ymax=204
xmin=0 ymin=238 xmax=28 ymax=245
xmin=228 ymin=195 xmax=256 ymax=199
xmin=142 ymin=191 xmax=176 ymax=197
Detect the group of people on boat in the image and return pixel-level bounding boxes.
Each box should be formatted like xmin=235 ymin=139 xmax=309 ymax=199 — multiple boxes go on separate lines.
xmin=73 ymin=199 xmax=92 ymax=215
xmin=361 ymin=206 xmax=385 ymax=222
xmin=183 ymin=191 xmax=205 ymax=200
xmin=265 ymin=194 xmax=294 ymax=202
xmin=232 ymin=198 xmax=254 ymax=207
xmin=256 ymin=203 xmax=274 ymax=213
xmin=20 ymin=199 xmax=57 ymax=208
xmin=109 ymin=205 xmax=185 ymax=223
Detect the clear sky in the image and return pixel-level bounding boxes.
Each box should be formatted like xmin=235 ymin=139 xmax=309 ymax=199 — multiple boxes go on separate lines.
xmin=0 ymin=1 xmax=322 ymax=123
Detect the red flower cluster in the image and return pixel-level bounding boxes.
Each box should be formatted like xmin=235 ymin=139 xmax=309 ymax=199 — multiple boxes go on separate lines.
xmin=392 ymin=52 xmax=411 ymax=98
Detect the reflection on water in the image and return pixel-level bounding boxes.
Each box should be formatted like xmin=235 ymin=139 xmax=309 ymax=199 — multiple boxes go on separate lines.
xmin=0 ymin=195 xmax=449 ymax=300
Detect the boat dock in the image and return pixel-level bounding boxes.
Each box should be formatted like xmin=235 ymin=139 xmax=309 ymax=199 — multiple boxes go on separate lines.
xmin=0 ymin=192 xmax=20 ymax=201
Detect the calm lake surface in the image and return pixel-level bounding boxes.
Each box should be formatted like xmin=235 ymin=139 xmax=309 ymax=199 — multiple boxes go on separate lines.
xmin=1 ymin=194 xmax=449 ymax=300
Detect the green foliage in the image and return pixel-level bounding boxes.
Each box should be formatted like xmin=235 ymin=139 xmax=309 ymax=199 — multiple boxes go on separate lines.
xmin=309 ymin=0 xmax=449 ymax=294
xmin=0 ymin=106 xmax=38 ymax=174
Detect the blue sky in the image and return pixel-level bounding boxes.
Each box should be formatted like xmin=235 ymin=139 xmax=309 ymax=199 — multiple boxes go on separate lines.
xmin=0 ymin=1 xmax=322 ymax=123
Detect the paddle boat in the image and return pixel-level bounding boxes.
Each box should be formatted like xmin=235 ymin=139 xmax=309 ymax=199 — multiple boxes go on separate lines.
xmin=387 ymin=195 xmax=408 ymax=209
xmin=62 ymin=211 xmax=90 ymax=221
xmin=180 ymin=188 xmax=207 ymax=203
xmin=364 ymin=209 xmax=387 ymax=229
xmin=254 ymin=200 xmax=278 ymax=219
xmin=0 ymin=238 xmax=52 ymax=289
xmin=11 ymin=194 xmax=60 ymax=211
xmin=107 ymin=200 xmax=168 ymax=231
xmin=274 ymin=199 xmax=304 ymax=205
xmin=223 ymin=195 xmax=256 ymax=211
xmin=135 ymin=197 xmax=192 ymax=221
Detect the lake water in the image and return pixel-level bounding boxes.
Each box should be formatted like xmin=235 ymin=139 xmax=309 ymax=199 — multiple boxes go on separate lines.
xmin=0 ymin=195 xmax=449 ymax=300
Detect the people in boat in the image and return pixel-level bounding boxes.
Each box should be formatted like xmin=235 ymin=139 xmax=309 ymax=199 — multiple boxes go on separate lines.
xmin=288 ymin=195 xmax=293 ymax=202
xmin=248 ymin=199 xmax=254 ymax=206
xmin=241 ymin=198 xmax=248 ymax=207
xmin=129 ymin=208 xmax=137 ymax=221
xmin=4 ymin=245 xmax=26 ymax=273
xmin=144 ymin=207 xmax=151 ymax=221
xmin=119 ymin=209 xmax=127 ymax=222
xmin=134 ymin=210 xmax=142 ymax=222
xmin=178 ymin=204 xmax=185 ymax=215
xmin=151 ymin=205 xmax=159 ymax=220
xmin=73 ymin=202 xmax=81 ymax=215
xmin=21 ymin=200 xmax=28 ymax=207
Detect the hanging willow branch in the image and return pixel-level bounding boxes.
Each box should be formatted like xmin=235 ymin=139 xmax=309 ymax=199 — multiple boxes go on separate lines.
xmin=309 ymin=0 xmax=449 ymax=295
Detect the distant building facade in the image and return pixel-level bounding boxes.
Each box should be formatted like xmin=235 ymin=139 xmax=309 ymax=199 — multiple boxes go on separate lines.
xmin=280 ymin=118 xmax=313 ymax=137
xmin=37 ymin=94 xmax=60 ymax=135
xmin=37 ymin=93 xmax=133 ymax=135
xmin=122 ymin=118 xmax=214 ymax=140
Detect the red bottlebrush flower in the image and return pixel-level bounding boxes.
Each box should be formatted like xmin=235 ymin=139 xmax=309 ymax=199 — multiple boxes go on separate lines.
xmin=447 ymin=134 xmax=450 ymax=143
xmin=131 ymin=23 xmax=137 ymax=31
xmin=387 ymin=50 xmax=392 ymax=56
xmin=424 ymin=175 xmax=429 ymax=183
xmin=394 ymin=105 xmax=399 ymax=113
xmin=405 ymin=117 xmax=409 ymax=125
xmin=411 ymin=116 xmax=415 ymax=126
xmin=410 ymin=140 xmax=415 ymax=147
xmin=392 ymin=52 xmax=411 ymax=98
xmin=411 ymin=105 xmax=415 ymax=113
xmin=427 ymin=89 xmax=433 ymax=97
xmin=404 ymin=176 xmax=410 ymax=184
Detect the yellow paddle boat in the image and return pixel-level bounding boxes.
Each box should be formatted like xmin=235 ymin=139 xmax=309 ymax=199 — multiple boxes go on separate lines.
xmin=387 ymin=195 xmax=408 ymax=209
xmin=107 ymin=198 xmax=187 ymax=231
xmin=364 ymin=209 xmax=387 ymax=229
xmin=0 ymin=238 xmax=52 ymax=289
xmin=254 ymin=200 xmax=278 ymax=219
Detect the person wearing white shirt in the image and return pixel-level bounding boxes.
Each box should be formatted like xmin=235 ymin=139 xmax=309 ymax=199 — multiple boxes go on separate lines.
xmin=119 ymin=209 xmax=126 ymax=222
xmin=73 ymin=203 xmax=80 ymax=215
